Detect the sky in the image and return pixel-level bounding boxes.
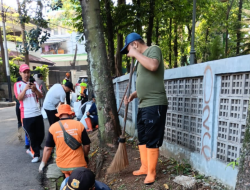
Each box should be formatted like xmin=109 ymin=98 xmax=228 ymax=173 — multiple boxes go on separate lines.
xmin=4 ymin=0 xmax=133 ymax=9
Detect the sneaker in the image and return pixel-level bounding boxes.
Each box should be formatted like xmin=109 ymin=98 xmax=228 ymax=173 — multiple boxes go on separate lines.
xmin=31 ymin=157 xmax=40 ymax=163
xmin=26 ymin=149 xmax=34 ymax=158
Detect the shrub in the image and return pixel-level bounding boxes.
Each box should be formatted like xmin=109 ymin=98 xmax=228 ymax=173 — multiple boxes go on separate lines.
xmin=34 ymin=65 xmax=49 ymax=83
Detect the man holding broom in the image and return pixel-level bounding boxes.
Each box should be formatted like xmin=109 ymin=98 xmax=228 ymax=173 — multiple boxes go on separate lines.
xmin=121 ymin=33 xmax=168 ymax=185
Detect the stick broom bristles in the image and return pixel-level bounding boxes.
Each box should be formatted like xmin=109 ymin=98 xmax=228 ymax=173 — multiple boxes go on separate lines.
xmin=107 ymin=58 xmax=134 ymax=174
xmin=106 ymin=139 xmax=129 ymax=174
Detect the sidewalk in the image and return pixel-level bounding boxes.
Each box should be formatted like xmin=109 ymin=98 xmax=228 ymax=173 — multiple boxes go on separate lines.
xmin=0 ymin=106 xmax=49 ymax=190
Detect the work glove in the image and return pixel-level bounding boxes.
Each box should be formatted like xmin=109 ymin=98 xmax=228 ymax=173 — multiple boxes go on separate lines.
xmin=85 ymin=156 xmax=89 ymax=165
xmin=39 ymin=161 xmax=46 ymax=173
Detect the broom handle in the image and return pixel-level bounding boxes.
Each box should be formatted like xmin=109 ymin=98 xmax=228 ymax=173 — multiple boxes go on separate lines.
xmin=117 ymin=66 xmax=136 ymax=113
xmin=122 ymin=58 xmax=134 ymax=137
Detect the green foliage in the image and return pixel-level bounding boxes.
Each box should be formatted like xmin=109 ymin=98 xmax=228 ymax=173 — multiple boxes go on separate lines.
xmin=207 ymin=36 xmax=224 ymax=61
xmin=226 ymin=158 xmax=239 ymax=170
xmin=16 ymin=0 xmax=59 ymax=55
xmin=166 ymin=158 xmax=192 ymax=176
xmin=52 ymin=0 xmax=250 ymax=72
xmin=9 ymin=61 xmax=20 ymax=83
xmin=17 ymin=28 xmax=50 ymax=54
xmin=34 ymin=65 xmax=49 ymax=83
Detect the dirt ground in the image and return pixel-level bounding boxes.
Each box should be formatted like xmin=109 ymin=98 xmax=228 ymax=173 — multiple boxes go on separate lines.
xmin=87 ymin=131 xmax=224 ymax=190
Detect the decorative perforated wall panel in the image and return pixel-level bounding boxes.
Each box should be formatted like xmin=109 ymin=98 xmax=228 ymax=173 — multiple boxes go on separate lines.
xmin=164 ymin=78 xmax=203 ymax=152
xmin=217 ymin=73 xmax=250 ymax=162
xmin=118 ymin=80 xmax=133 ymax=121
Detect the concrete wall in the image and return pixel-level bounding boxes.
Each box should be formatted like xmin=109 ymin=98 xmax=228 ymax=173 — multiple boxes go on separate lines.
xmin=0 ymin=82 xmax=15 ymax=100
xmin=112 ymin=55 xmax=250 ymax=189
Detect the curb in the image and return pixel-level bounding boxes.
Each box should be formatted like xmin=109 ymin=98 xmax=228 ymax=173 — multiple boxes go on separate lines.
xmin=0 ymin=102 xmax=16 ymax=108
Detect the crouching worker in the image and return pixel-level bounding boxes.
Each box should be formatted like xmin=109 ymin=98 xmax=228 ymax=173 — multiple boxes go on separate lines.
xmin=60 ymin=167 xmax=111 ymax=190
xmin=86 ymin=94 xmax=98 ymax=131
xmin=39 ymin=104 xmax=91 ymax=177
xmin=79 ymin=94 xmax=98 ymax=132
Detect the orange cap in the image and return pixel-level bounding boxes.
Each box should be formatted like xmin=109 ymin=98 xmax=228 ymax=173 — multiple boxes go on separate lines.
xmin=66 ymin=72 xmax=70 ymax=77
xmin=55 ymin=104 xmax=75 ymax=117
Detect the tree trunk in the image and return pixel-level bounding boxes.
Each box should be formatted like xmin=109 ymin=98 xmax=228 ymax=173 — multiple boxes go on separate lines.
xmin=155 ymin=18 xmax=159 ymax=45
xmin=169 ymin=18 xmax=172 ymax=67
xmin=236 ymin=0 xmax=243 ymax=55
xmin=115 ymin=0 xmax=125 ymax=77
xmin=187 ymin=25 xmax=192 ymax=43
xmin=225 ymin=0 xmax=235 ymax=57
xmin=0 ymin=27 xmax=7 ymax=81
xmin=16 ymin=0 xmax=29 ymax=66
xmin=126 ymin=57 xmax=130 ymax=73
xmin=136 ymin=0 xmax=142 ymax=35
xmin=105 ymin=0 xmax=115 ymax=75
xmin=87 ymin=55 xmax=93 ymax=101
xmin=146 ymin=0 xmax=155 ymax=46
xmin=115 ymin=34 xmax=123 ymax=76
xmin=80 ymin=0 xmax=121 ymax=146
xmin=173 ymin=21 xmax=178 ymax=68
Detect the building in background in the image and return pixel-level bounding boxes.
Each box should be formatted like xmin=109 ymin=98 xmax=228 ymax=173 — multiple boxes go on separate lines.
xmin=40 ymin=27 xmax=88 ymax=85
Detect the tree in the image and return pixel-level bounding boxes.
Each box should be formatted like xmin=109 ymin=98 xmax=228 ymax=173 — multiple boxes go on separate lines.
xmin=104 ymin=0 xmax=115 ymax=75
xmin=115 ymin=0 xmax=126 ymax=77
xmin=79 ymin=0 xmax=121 ymax=146
xmin=16 ymin=0 xmax=29 ymax=65
xmin=146 ymin=0 xmax=155 ymax=46
xmin=0 ymin=27 xmax=6 ymax=81
xmin=236 ymin=0 xmax=243 ymax=55
xmin=225 ymin=0 xmax=235 ymax=57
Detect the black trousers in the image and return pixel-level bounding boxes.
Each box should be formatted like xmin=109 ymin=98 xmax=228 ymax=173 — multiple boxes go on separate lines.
xmin=23 ymin=115 xmax=44 ymax=157
xmin=66 ymin=92 xmax=70 ymax=105
xmin=137 ymin=105 xmax=167 ymax=148
xmin=44 ymin=109 xmax=59 ymax=126
xmin=15 ymin=102 xmax=22 ymax=128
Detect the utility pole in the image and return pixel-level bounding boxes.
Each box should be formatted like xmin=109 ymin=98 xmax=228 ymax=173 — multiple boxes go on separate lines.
xmin=190 ymin=0 xmax=196 ymax=65
xmin=1 ymin=0 xmax=13 ymax=102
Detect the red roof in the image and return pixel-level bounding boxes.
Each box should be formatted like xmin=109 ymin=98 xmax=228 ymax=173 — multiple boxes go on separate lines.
xmin=3 ymin=51 xmax=55 ymax=66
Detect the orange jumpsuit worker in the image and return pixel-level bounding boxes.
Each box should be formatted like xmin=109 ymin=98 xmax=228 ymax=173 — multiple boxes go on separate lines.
xmin=39 ymin=104 xmax=91 ymax=177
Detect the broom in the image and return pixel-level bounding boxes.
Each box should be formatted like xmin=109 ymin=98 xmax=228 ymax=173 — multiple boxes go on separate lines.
xmin=117 ymin=65 xmax=137 ymax=114
xmin=107 ymin=58 xmax=135 ymax=174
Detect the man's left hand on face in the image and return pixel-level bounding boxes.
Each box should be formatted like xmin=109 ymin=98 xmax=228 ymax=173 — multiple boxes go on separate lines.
xmin=127 ymin=47 xmax=138 ymax=58
xmin=30 ymin=84 xmax=37 ymax=92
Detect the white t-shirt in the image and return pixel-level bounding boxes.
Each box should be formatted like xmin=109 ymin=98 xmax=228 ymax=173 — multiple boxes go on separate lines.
xmin=14 ymin=81 xmax=41 ymax=119
xmin=43 ymin=84 xmax=66 ymax=110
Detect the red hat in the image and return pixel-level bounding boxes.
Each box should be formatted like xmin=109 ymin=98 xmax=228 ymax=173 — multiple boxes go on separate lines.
xmin=19 ymin=64 xmax=30 ymax=72
xmin=55 ymin=104 xmax=75 ymax=117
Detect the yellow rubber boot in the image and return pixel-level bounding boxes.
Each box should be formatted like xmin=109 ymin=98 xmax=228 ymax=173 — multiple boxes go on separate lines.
xmin=133 ymin=145 xmax=148 ymax=176
xmin=144 ymin=148 xmax=159 ymax=185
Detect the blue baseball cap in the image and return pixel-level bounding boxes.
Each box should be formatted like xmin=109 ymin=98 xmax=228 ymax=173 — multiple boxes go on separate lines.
xmin=120 ymin=32 xmax=142 ymax=54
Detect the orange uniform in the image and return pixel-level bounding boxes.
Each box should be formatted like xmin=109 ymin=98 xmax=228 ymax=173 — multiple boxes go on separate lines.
xmin=48 ymin=119 xmax=90 ymax=169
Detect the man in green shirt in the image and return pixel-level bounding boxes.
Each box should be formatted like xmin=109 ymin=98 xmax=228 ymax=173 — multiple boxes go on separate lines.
xmin=121 ymin=33 xmax=168 ymax=185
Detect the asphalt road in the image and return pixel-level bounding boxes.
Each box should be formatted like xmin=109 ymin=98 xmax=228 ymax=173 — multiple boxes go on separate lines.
xmin=0 ymin=106 xmax=49 ymax=190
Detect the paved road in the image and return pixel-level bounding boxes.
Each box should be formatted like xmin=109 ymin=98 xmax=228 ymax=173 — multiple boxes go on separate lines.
xmin=0 ymin=106 xmax=49 ymax=190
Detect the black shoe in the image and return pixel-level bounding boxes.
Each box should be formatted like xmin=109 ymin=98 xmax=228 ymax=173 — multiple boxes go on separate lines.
xmin=25 ymin=145 xmax=30 ymax=149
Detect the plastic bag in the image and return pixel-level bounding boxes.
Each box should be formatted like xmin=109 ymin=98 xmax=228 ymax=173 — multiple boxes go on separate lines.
xmin=73 ymin=101 xmax=82 ymax=118
xmin=80 ymin=103 xmax=92 ymax=129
